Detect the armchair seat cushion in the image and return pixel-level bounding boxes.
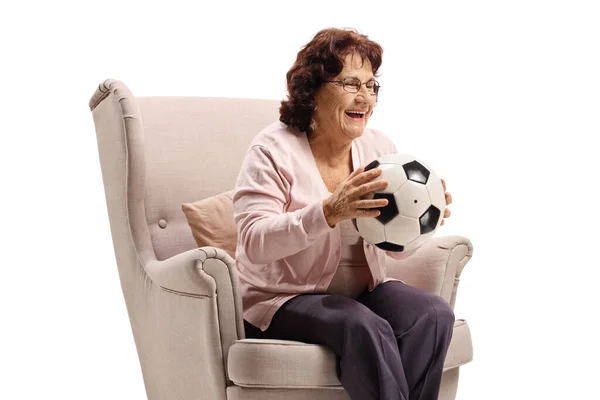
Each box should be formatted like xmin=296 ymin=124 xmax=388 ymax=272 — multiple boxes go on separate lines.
xmin=228 ymin=319 xmax=472 ymax=389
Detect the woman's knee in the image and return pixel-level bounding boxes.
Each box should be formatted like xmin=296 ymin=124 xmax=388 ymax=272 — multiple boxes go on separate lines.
xmin=427 ymin=295 xmax=455 ymax=330
xmin=344 ymin=307 xmax=395 ymax=341
xmin=408 ymin=291 xmax=455 ymax=329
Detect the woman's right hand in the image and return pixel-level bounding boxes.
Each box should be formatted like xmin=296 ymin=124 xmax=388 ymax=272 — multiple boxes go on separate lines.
xmin=323 ymin=166 xmax=389 ymax=227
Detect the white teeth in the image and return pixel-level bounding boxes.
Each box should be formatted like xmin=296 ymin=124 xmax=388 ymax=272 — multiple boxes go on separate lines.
xmin=346 ymin=111 xmax=366 ymax=115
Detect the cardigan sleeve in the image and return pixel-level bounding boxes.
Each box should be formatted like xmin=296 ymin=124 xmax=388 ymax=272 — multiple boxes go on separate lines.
xmin=233 ymin=144 xmax=334 ymax=265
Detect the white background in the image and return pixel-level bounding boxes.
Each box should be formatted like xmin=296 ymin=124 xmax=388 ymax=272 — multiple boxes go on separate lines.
xmin=1 ymin=0 xmax=599 ymax=398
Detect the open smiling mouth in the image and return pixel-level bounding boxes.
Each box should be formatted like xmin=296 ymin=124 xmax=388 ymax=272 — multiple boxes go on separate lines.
xmin=345 ymin=110 xmax=366 ymax=121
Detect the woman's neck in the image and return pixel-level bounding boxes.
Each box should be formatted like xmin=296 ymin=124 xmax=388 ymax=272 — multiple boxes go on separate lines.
xmin=308 ymin=130 xmax=352 ymax=168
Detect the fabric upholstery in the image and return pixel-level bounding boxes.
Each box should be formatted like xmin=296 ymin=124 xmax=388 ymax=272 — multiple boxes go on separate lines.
xmin=132 ymin=94 xmax=279 ymax=262
xmin=227 ymin=386 xmax=349 ymax=400
xmin=89 ymin=78 xmax=474 ymax=400
xmin=228 ymin=319 xmax=472 ymax=389
xmin=385 ymin=235 xmax=474 ymax=308
xmin=182 ymin=189 xmax=237 ymax=259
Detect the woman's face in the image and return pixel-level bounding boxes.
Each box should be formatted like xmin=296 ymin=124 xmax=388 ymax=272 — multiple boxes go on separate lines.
xmin=313 ymin=52 xmax=378 ymax=142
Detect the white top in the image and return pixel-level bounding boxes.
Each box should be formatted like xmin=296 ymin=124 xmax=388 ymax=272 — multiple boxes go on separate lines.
xmin=326 ymin=219 xmax=372 ymax=298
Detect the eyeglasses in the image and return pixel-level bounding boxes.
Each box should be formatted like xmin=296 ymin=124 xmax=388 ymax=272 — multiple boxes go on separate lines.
xmin=323 ymin=77 xmax=380 ymax=95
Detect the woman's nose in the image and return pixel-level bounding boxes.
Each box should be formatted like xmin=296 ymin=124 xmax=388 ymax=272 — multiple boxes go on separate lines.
xmin=355 ymin=91 xmax=374 ymax=105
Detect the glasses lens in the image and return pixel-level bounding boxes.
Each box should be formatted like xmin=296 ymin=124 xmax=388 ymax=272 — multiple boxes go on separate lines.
xmin=343 ymin=78 xmax=362 ymax=93
xmin=366 ymin=80 xmax=379 ymax=95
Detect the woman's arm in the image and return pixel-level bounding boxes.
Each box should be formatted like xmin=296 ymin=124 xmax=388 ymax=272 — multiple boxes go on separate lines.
xmin=233 ymin=145 xmax=334 ymax=265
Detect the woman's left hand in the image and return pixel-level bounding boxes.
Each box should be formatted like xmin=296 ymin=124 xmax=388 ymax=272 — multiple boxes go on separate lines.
xmin=440 ymin=178 xmax=452 ymax=226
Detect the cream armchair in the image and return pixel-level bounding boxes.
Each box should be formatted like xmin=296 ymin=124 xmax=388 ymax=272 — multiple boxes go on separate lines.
xmin=89 ymin=79 xmax=474 ymax=400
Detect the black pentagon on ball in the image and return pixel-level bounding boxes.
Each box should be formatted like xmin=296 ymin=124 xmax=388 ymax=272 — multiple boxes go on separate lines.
xmin=403 ymin=161 xmax=430 ymax=184
xmin=375 ymin=242 xmax=405 ymax=252
xmin=351 ymin=218 xmax=359 ymax=232
xmin=419 ymin=205 xmax=441 ymax=234
xmin=373 ymin=193 xmax=398 ymax=224
xmin=364 ymin=159 xmax=380 ymax=172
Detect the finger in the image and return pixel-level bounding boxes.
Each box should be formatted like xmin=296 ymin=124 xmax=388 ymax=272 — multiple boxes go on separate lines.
xmin=445 ymin=192 xmax=453 ymax=205
xmin=441 ymin=178 xmax=446 ymax=192
xmin=351 ymin=167 xmax=383 ymax=186
xmin=356 ymin=179 xmax=388 ymax=197
xmin=348 ymin=165 xmax=365 ymax=180
xmin=354 ymin=198 xmax=388 ymax=209
xmin=344 ymin=166 xmax=365 ymax=184
xmin=440 ymin=219 xmax=445 ymax=226
xmin=355 ymin=208 xmax=381 ymax=218
xmin=444 ymin=208 xmax=451 ymax=218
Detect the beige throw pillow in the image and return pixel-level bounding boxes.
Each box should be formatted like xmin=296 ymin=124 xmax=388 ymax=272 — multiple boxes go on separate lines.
xmin=181 ymin=189 xmax=238 ymax=259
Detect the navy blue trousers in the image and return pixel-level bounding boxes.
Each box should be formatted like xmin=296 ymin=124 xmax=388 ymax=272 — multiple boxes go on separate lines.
xmin=244 ymin=281 xmax=455 ymax=400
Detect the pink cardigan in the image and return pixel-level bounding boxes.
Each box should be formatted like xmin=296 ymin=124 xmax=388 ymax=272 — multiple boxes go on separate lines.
xmin=233 ymin=121 xmax=413 ymax=331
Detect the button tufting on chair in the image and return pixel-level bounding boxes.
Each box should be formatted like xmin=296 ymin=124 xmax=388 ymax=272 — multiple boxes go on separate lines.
xmin=158 ymin=219 xmax=167 ymax=229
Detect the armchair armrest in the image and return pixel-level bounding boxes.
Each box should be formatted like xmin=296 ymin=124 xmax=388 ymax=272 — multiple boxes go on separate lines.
xmin=145 ymin=247 xmax=220 ymax=296
xmin=385 ymin=235 xmax=473 ymax=307
xmin=145 ymin=246 xmax=245 ymax=383
xmin=145 ymin=246 xmax=243 ymax=327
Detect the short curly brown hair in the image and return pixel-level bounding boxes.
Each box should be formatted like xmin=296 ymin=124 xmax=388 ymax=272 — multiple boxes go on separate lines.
xmin=279 ymin=28 xmax=383 ymax=135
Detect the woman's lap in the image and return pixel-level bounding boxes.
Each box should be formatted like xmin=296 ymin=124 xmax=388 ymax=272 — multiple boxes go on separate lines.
xmin=357 ymin=281 xmax=455 ymax=336
xmin=245 ymin=292 xmax=386 ymax=355
xmin=244 ymin=281 xmax=454 ymax=351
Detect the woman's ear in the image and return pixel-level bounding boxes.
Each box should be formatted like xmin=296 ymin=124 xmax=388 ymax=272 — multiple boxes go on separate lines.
xmin=309 ymin=118 xmax=317 ymax=133
xmin=309 ymin=105 xmax=319 ymax=132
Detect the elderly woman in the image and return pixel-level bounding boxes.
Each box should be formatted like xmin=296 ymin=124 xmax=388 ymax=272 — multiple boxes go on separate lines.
xmin=233 ymin=28 xmax=454 ymax=400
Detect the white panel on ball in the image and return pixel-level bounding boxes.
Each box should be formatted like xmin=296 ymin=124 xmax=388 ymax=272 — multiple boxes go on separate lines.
xmin=425 ymin=174 xmax=446 ymax=213
xmin=355 ymin=217 xmax=386 ymax=244
xmin=376 ymin=153 xmax=414 ymax=166
xmin=384 ymin=216 xmax=421 ymax=245
xmin=378 ymin=163 xmax=408 ymax=193
xmin=394 ymin=181 xmax=432 ymax=219
xmin=362 ymin=162 xmax=407 ymax=198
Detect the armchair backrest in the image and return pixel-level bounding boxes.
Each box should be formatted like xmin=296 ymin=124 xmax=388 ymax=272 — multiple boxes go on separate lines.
xmin=89 ymin=79 xmax=280 ymax=263
xmin=89 ymin=79 xmax=281 ymax=398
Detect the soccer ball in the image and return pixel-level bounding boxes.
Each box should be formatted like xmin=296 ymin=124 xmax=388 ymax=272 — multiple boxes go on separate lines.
xmin=352 ymin=153 xmax=446 ymax=253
